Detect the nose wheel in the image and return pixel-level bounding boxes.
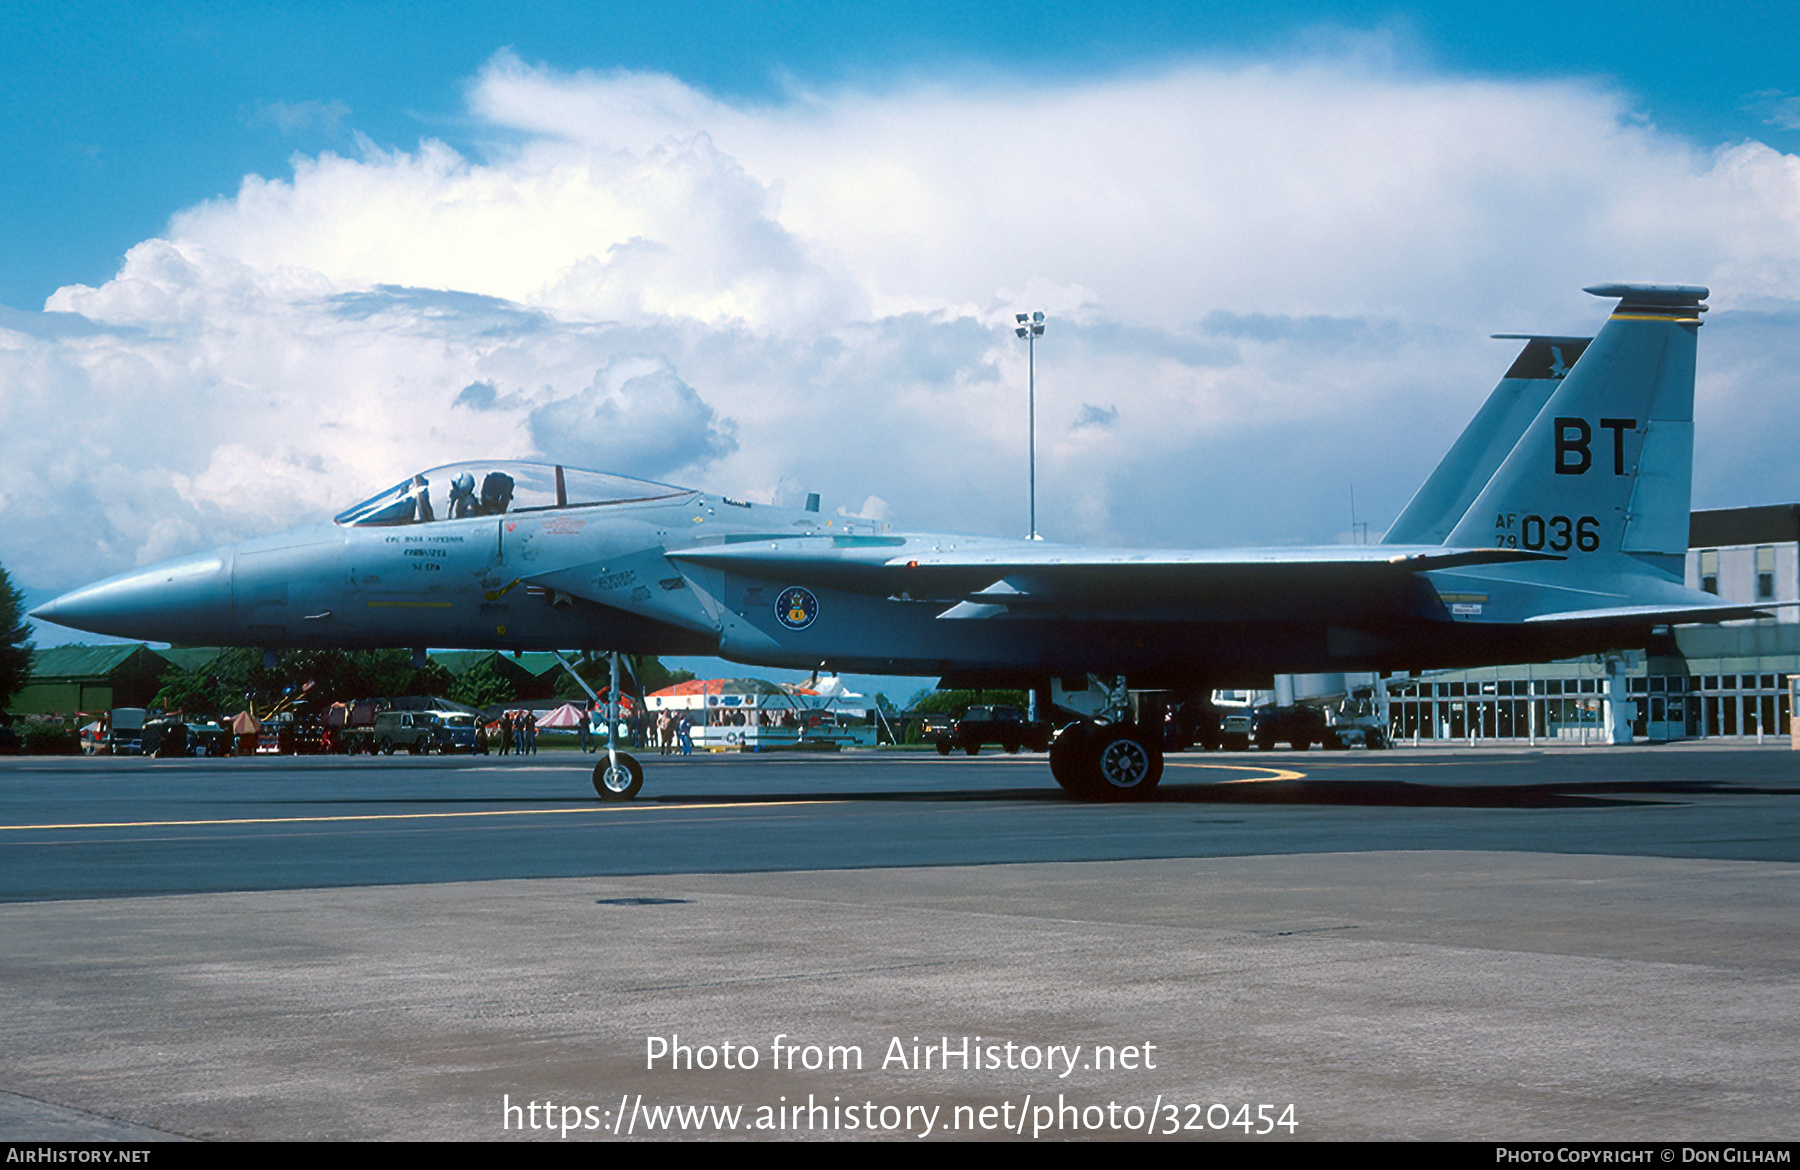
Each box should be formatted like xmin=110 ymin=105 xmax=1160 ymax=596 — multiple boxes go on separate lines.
xmin=1049 ymin=722 xmax=1163 ymax=801
xmin=593 ymin=752 xmax=643 ymax=800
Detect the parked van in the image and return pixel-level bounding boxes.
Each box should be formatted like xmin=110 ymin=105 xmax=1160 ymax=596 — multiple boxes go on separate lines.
xmin=372 ymin=709 xmax=484 ymax=755
xmin=106 ymin=708 xmax=147 ymax=756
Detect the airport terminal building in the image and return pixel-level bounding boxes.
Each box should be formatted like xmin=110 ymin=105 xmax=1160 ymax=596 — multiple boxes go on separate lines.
xmin=1386 ymin=504 xmax=1799 ymax=743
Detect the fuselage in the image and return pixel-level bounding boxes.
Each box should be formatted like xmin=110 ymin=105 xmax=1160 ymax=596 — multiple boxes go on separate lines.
xmin=33 ymin=462 xmax=1687 ymax=691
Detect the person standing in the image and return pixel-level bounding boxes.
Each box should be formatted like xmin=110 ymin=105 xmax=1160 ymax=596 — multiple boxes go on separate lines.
xmin=678 ymin=713 xmax=693 ymax=756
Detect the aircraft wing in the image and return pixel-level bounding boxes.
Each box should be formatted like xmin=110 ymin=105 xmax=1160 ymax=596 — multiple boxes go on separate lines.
xmin=666 ymin=539 xmax=1558 ymax=618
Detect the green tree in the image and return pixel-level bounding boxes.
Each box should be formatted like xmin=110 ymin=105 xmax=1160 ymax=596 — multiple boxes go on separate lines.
xmin=0 ymin=565 xmax=35 ymax=712
xmin=904 ymin=688 xmax=1027 ymax=717
xmin=447 ymin=660 xmax=514 ymax=709
xmin=154 ymin=648 xmax=462 ymax=717
xmin=572 ymin=653 xmax=693 ymax=698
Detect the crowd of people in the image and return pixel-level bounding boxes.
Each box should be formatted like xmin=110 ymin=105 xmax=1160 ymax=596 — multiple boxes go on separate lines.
xmin=492 ymin=701 xmax=814 ymax=756
xmin=653 ymin=710 xmax=694 ymax=756
xmin=493 ymin=709 xmax=538 ymax=756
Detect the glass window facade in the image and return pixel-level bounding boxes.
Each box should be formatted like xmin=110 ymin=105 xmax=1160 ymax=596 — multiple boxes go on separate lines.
xmin=1387 ymin=670 xmax=1790 ymax=743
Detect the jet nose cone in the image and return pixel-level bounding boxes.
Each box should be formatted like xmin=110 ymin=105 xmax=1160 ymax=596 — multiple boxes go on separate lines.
xmin=34 ymin=550 xmax=235 ymax=642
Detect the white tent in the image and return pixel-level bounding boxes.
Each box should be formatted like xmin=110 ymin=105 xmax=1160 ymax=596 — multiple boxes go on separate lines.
xmin=535 ymin=702 xmax=588 ymax=729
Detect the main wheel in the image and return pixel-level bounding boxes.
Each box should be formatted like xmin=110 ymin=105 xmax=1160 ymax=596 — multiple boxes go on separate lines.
xmin=593 ymin=753 xmax=644 ymax=801
xmin=1052 ymin=723 xmax=1162 ymax=801
xmin=963 ymin=741 xmax=981 ymax=756
xmin=935 ymin=739 xmax=952 ymax=757
xmin=1048 ymin=722 xmax=1095 ymax=789
xmin=1089 ymin=725 xmax=1163 ymax=799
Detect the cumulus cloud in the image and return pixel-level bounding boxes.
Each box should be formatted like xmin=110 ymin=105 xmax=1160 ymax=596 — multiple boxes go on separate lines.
xmin=6 ymin=50 xmax=1800 ymax=594
xmin=528 ymin=355 xmax=736 ymax=478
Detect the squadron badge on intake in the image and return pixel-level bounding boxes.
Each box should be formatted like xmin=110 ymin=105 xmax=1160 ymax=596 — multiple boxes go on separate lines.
xmin=774 ymin=586 xmax=819 ymax=630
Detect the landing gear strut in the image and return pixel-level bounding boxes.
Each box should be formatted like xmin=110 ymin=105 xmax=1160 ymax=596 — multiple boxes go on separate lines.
xmin=590 ymin=649 xmax=642 ymax=801
xmin=1049 ymin=721 xmax=1164 ymax=802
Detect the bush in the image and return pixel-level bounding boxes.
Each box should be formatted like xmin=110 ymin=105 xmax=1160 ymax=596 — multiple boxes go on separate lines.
xmin=22 ymin=725 xmax=80 ymax=755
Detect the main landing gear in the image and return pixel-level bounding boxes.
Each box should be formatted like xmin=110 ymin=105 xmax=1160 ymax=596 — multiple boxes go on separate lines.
xmin=1048 ymin=721 xmax=1163 ymax=802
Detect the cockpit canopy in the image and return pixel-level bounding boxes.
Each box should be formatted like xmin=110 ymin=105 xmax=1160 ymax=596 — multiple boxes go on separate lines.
xmin=334 ymin=461 xmax=692 ymax=527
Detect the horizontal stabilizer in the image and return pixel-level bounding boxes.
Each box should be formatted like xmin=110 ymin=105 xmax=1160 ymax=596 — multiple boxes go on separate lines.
xmin=1523 ymin=602 xmax=1780 ymax=626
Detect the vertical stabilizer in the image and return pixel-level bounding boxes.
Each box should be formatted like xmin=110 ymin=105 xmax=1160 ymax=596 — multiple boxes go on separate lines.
xmin=1382 ymin=335 xmax=1590 ymax=545
xmin=1444 ymin=284 xmax=1705 ymax=575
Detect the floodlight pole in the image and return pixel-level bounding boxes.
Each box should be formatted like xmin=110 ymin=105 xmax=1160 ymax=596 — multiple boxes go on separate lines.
xmin=1014 ymin=312 xmax=1046 ymax=540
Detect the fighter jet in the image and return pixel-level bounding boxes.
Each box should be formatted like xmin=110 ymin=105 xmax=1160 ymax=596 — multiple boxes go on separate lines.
xmin=34 ymin=283 xmax=1759 ymax=801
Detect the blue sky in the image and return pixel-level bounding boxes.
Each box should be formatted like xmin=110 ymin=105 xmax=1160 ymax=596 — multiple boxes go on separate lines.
xmin=7 ymin=2 xmax=1800 ymax=698
xmin=7 ymin=1 xmax=1798 ymax=311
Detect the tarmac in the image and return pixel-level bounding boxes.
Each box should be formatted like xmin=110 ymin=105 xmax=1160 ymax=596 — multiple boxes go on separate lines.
xmin=1 ymin=745 xmax=1796 ymax=1142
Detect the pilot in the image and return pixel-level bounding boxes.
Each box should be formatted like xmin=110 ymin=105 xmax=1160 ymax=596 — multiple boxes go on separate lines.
xmin=479 ymin=471 xmax=515 ymax=515
xmin=447 ymin=472 xmax=478 ymax=519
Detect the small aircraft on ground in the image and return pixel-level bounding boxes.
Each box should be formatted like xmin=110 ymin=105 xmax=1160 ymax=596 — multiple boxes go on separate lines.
xmin=35 ymin=283 xmax=1762 ymax=800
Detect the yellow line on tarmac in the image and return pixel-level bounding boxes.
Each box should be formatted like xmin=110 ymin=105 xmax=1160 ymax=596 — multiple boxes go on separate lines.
xmin=0 ymin=800 xmax=840 ymax=833
xmin=1165 ymin=762 xmax=1308 ymax=783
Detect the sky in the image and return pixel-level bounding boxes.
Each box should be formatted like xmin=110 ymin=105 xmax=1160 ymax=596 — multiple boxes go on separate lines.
xmin=6 ymin=2 xmax=1800 ymax=693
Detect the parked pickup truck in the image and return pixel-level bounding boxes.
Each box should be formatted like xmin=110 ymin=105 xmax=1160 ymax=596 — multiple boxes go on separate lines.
xmin=934 ymin=704 xmax=1053 ymax=756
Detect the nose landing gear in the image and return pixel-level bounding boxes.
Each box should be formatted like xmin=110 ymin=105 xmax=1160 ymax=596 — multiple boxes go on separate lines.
xmin=593 ymin=753 xmax=644 ymax=800
xmin=589 ymin=648 xmax=643 ymax=801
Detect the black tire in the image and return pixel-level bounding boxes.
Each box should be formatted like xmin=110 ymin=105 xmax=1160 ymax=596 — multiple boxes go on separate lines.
xmin=593 ymin=753 xmax=643 ymax=800
xmin=1055 ymin=723 xmax=1162 ymax=801
xmin=1322 ymin=732 xmax=1347 ymax=751
xmin=935 ymin=739 xmax=952 ymax=757
xmin=1048 ymin=722 xmax=1094 ymax=790
xmin=1255 ymin=734 xmax=1275 ymax=751
xmin=963 ymin=741 xmax=980 ymax=756
xmin=1002 ymin=740 xmax=1020 ymax=754
xmin=379 ymin=737 xmax=394 ymax=756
